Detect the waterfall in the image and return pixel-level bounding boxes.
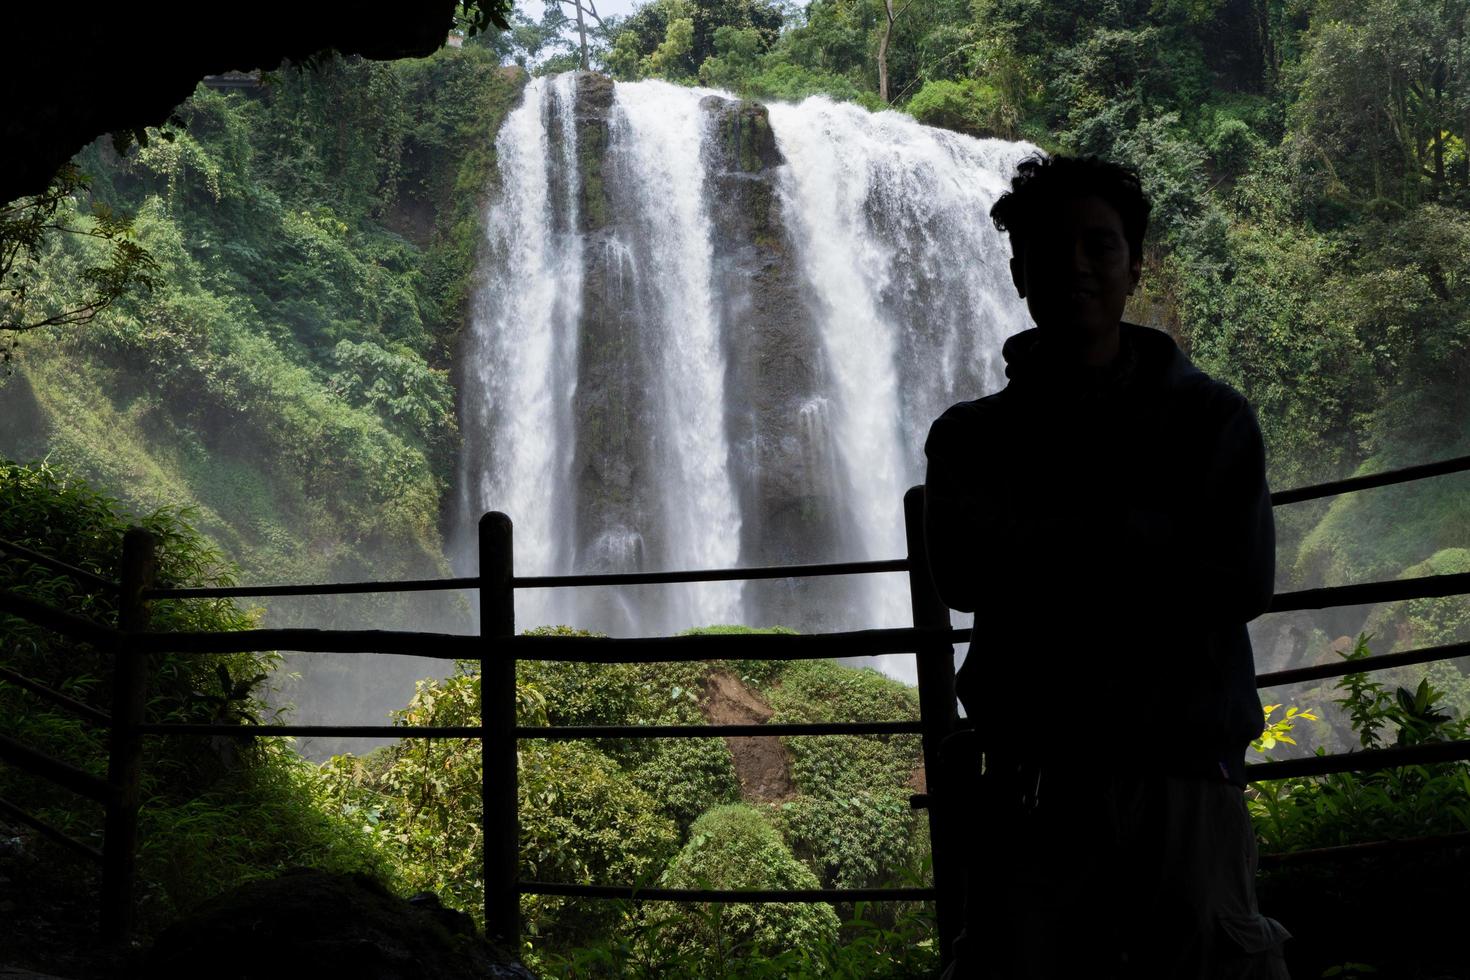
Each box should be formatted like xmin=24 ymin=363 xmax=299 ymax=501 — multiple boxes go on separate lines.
xmin=457 ymin=74 xmax=1035 ymax=680
xmin=768 ymin=97 xmax=1035 ymax=635
xmin=458 ymin=74 xmax=583 ymax=632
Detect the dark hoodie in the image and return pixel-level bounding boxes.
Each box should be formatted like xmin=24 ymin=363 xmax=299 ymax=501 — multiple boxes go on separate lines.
xmin=924 ymin=323 xmax=1274 ymax=785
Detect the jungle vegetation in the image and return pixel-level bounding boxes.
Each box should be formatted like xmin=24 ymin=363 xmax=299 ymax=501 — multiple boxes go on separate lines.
xmin=1 ymin=0 xmax=1469 ymax=976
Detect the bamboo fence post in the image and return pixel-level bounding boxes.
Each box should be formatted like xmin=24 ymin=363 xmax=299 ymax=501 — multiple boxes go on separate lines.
xmin=903 ymin=486 xmax=961 ymax=970
xmin=479 ymin=512 xmax=518 ymax=946
xmin=101 ymin=526 xmax=156 ymax=944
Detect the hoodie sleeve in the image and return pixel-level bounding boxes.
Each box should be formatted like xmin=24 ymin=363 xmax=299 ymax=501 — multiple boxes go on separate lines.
xmin=1133 ymin=386 xmax=1275 ymax=629
xmin=922 ymin=402 xmax=1073 ymax=613
xmin=923 ymin=407 xmax=987 ymax=613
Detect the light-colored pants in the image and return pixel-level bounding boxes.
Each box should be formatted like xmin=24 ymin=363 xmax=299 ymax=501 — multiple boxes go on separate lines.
xmin=942 ymin=773 xmax=1290 ymax=979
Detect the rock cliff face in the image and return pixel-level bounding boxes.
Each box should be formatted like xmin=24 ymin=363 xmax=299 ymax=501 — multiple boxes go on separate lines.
xmin=568 ymin=71 xmax=642 ymax=557
xmin=457 ymin=73 xmax=1034 ymax=649
xmin=698 ymin=95 xmax=851 ymax=628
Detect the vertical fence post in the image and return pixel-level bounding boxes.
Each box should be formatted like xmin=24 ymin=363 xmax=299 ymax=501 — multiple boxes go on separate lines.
xmin=903 ymin=486 xmax=961 ymax=970
xmin=479 ymin=512 xmax=518 ymax=948
xmin=101 ymin=526 xmax=156 ymax=944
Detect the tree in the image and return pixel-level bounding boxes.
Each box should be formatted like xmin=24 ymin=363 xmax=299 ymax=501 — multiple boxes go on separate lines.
xmin=877 ymin=0 xmax=917 ymax=103
xmin=1290 ymin=0 xmax=1470 ymax=205
xmin=0 ymin=165 xmax=158 ymax=365
xmin=609 ymin=0 xmax=784 ymax=82
xmin=560 ymin=0 xmax=610 ymax=70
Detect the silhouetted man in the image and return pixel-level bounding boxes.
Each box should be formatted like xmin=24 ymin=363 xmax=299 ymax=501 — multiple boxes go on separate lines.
xmin=924 ymin=156 xmax=1290 ymax=978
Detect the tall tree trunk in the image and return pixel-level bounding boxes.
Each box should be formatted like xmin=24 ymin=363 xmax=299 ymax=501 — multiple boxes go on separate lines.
xmin=575 ymin=0 xmax=589 ymax=71
xmin=879 ymin=0 xmax=894 ymax=104
xmin=1433 ymin=83 xmax=1445 ymax=185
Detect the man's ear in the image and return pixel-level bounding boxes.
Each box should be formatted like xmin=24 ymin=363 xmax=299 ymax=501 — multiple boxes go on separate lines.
xmin=1009 ymin=255 xmax=1026 ymax=299
xmin=1127 ymin=255 xmax=1142 ymax=295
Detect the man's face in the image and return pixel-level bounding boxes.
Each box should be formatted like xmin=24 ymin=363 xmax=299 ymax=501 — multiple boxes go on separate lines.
xmin=1009 ymin=194 xmax=1141 ymax=345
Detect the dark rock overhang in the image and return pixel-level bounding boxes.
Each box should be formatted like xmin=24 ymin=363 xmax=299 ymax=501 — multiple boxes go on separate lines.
xmin=2 ymin=2 xmax=474 ymax=206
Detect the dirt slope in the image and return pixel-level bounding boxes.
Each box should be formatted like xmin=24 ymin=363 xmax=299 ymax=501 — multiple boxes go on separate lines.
xmin=699 ymin=671 xmax=796 ymax=802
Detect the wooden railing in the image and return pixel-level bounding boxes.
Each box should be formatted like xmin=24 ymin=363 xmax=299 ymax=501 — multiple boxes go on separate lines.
xmin=2 ymin=454 xmax=1470 ymax=967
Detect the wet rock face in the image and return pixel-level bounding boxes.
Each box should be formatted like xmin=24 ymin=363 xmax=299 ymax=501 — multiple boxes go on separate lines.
xmin=571 ymin=71 xmax=615 ymax=234
xmin=697 ymin=95 xmax=849 ymax=627
xmin=143 ymin=868 xmax=536 ymax=980
xmin=559 ymin=81 xmax=854 ymax=628
xmin=569 ymin=71 xmax=656 ymax=628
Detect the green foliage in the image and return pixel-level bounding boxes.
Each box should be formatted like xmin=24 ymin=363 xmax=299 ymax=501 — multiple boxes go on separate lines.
xmin=740 ymin=62 xmax=883 ymax=108
xmin=0 ymin=459 xmax=389 ymax=930
xmin=906 ymin=78 xmax=1017 ymax=138
xmin=1 ymin=164 xmax=160 ymax=347
xmin=318 ymin=657 xmax=682 ymax=950
xmin=769 ymin=661 xmax=923 ymax=795
xmin=639 ymin=804 xmax=840 ymax=967
xmin=1 ymin=47 xmax=526 ymax=618
xmin=304 ymin=631 xmax=939 ymax=971
xmin=541 ymin=898 xmax=937 ymax=978
xmin=698 ymin=25 xmax=768 ymax=88
xmin=1207 ymin=117 xmax=1263 ymax=175
xmin=1248 ymin=635 xmax=1470 ymax=853
xmin=763 ymin=661 xmax=929 ymax=909
xmin=609 ymin=0 xmax=785 ymax=83
xmin=1252 ymin=703 xmax=1320 ymax=754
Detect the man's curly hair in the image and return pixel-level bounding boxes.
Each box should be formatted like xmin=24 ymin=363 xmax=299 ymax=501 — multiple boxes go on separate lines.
xmin=990 ymin=155 xmax=1151 ymax=262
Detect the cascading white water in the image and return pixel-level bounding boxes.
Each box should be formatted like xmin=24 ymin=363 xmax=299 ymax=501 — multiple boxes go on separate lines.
xmin=459 ymin=74 xmax=583 ymax=631
xmin=457 ymin=76 xmax=1035 ymax=676
xmin=768 ymin=99 xmax=1036 ymax=639
xmin=605 ymin=82 xmax=743 ymax=628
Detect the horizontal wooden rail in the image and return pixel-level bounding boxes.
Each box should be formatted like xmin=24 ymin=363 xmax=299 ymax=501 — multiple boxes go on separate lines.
xmin=0 ymin=588 xmax=117 ymax=646
xmin=1257 ymin=639 xmax=1470 ymax=690
xmin=1247 ymin=737 xmax=1470 ymax=781
xmin=1259 ymin=830 xmax=1470 ymax=868
xmin=0 ymin=731 xmax=112 ymax=803
xmin=137 ymin=724 xmax=472 ymax=738
xmin=141 ymin=558 xmax=913 ymax=601
xmin=12 ymin=454 xmax=1460 ymax=604
xmin=145 ymin=576 xmax=480 ymax=600
xmin=515 ymin=558 xmax=911 ymax=589
xmin=0 ymin=794 xmax=103 ymax=863
xmin=0 ymin=665 xmax=112 ymax=726
xmin=0 ymin=537 xmax=118 ymax=593
xmin=128 ymin=625 xmax=969 ymax=661
xmin=502 ymin=627 xmax=963 ymax=663
xmin=137 ymin=721 xmax=923 ymax=739
xmin=1267 ymin=570 xmax=1470 ymax=613
xmin=515 ymin=721 xmax=923 ymax=739
xmin=134 ymin=627 xmax=473 ymax=656
xmin=518 ymin=882 xmax=936 ymax=903
xmin=131 ymin=572 xmax=1470 ymax=628
xmin=1270 ymin=453 xmax=1470 ymax=506
xmin=117 ymin=570 xmax=1470 ymax=656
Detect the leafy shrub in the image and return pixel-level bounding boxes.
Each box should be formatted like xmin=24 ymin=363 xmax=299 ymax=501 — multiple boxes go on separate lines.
xmin=762 ymin=661 xmax=929 ymax=908
xmin=1248 ymin=635 xmax=1470 ymax=853
xmin=0 ymin=458 xmax=389 ymax=929
xmin=905 ymin=78 xmax=1017 ymax=139
xmin=631 ymin=736 xmax=742 ymax=835
xmin=639 ymin=804 xmax=840 ymax=968
xmin=321 ymin=658 xmax=679 ymax=953
xmin=740 ymin=62 xmax=884 ymax=110
xmin=1207 ymin=117 xmax=1262 ymax=175
xmin=769 ymin=661 xmax=923 ymax=796
xmin=770 ymin=789 xmax=925 ymax=891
